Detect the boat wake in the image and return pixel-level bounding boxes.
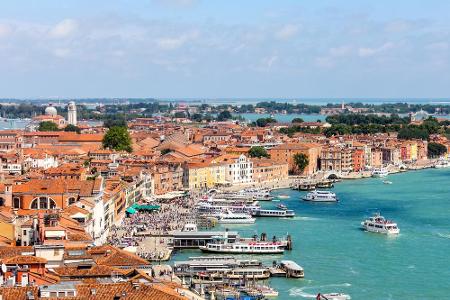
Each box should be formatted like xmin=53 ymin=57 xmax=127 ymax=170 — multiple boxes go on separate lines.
xmin=289 ymin=283 xmax=351 ymax=298
xmin=435 ymin=232 xmax=450 ymax=239
xmin=292 ymin=216 xmax=320 ymax=221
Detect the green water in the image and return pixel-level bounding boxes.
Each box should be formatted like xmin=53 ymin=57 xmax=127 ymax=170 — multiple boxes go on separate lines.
xmin=172 ymin=168 xmax=450 ymax=299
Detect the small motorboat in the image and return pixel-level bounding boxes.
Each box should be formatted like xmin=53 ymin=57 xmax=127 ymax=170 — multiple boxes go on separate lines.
xmin=277 ymin=204 xmax=288 ymax=210
xmin=382 ymin=180 xmax=393 ymax=185
xmin=277 ymin=194 xmax=290 ymax=199
xmin=317 ymin=293 xmax=351 ymax=300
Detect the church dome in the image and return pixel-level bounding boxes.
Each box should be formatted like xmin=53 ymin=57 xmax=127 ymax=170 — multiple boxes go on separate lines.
xmin=45 ymin=105 xmax=58 ymax=116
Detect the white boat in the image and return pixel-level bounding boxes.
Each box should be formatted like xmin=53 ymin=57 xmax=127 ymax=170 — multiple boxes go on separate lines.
xmin=252 ymin=209 xmax=295 ymax=218
xmin=434 ymin=159 xmax=450 ymax=168
xmin=361 ymin=213 xmax=400 ymax=234
xmin=216 ymin=211 xmax=256 ymax=224
xmin=382 ymin=180 xmax=393 ymax=185
xmin=277 ymin=204 xmax=288 ymax=210
xmin=226 ymin=267 xmax=270 ymax=280
xmin=371 ymin=168 xmax=389 ymax=177
xmin=317 ymin=293 xmax=351 ymax=300
xmin=302 ymin=190 xmax=338 ymax=202
xmin=199 ymin=234 xmax=285 ymax=254
xmin=277 ymin=194 xmax=290 ymax=199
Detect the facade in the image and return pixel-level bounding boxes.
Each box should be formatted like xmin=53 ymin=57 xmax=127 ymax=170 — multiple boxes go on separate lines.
xmin=269 ymin=143 xmax=321 ymax=175
xmin=320 ymin=146 xmax=353 ymax=174
xmin=252 ymin=158 xmax=289 ymax=183
xmin=213 ymin=154 xmax=254 ymax=184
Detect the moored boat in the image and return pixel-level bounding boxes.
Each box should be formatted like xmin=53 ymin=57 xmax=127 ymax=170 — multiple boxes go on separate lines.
xmin=302 ymin=190 xmax=338 ymax=202
xmin=252 ymin=209 xmax=295 ymax=218
xmin=199 ymin=234 xmax=286 ymax=254
xmin=361 ymin=213 xmax=400 ymax=234
xmin=371 ymin=168 xmax=389 ymax=177
xmin=280 ymin=260 xmax=304 ymax=278
xmin=216 ymin=211 xmax=256 ymax=224
xmin=277 ymin=194 xmax=290 ymax=199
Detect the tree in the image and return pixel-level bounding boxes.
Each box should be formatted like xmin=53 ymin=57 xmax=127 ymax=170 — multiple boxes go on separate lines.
xmin=428 ymin=142 xmax=447 ymax=158
xmin=38 ymin=121 xmax=59 ymax=132
xmin=248 ymin=146 xmax=269 ymax=158
xmin=64 ymin=124 xmax=81 ymax=133
xmin=103 ymin=115 xmax=127 ymax=128
xmin=217 ymin=111 xmax=232 ymax=121
xmin=293 ymin=153 xmax=309 ymax=174
xmin=102 ymin=126 xmax=132 ymax=152
xmin=174 ymin=111 xmax=186 ymax=118
xmin=255 ymin=117 xmax=277 ymax=127
xmin=161 ymin=148 xmax=172 ymax=155
xmin=397 ymin=126 xmax=429 ymax=140
xmin=292 ymin=118 xmax=304 ymax=123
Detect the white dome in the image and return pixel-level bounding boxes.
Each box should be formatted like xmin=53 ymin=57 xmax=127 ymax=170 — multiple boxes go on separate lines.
xmin=45 ymin=106 xmax=58 ymax=116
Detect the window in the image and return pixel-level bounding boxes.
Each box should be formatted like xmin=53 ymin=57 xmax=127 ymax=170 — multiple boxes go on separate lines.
xmin=54 ymin=248 xmax=60 ymax=255
xmin=30 ymin=197 xmax=57 ymax=210
xmin=68 ymin=197 xmax=77 ymax=205
xmin=13 ymin=197 xmax=21 ymax=209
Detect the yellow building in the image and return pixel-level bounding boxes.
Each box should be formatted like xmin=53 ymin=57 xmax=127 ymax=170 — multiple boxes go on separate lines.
xmin=409 ymin=142 xmax=418 ymax=161
xmin=183 ymin=160 xmax=227 ymax=189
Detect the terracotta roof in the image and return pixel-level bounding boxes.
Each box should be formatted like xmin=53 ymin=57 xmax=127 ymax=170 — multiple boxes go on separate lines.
xmin=3 ymin=255 xmax=47 ymax=265
xmin=89 ymin=245 xmax=150 ymax=267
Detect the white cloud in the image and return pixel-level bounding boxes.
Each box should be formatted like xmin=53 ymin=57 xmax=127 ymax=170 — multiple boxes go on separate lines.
xmin=0 ymin=24 xmax=12 ymax=38
xmin=48 ymin=19 xmax=78 ymax=39
xmin=329 ymin=46 xmax=352 ymax=57
xmin=358 ymin=42 xmax=394 ymax=57
xmin=275 ymin=24 xmax=300 ymax=41
xmin=156 ymin=31 xmax=199 ymax=50
xmin=315 ymin=56 xmax=335 ymax=68
xmin=262 ymin=55 xmax=278 ymax=68
xmin=426 ymin=42 xmax=449 ymax=51
xmin=153 ymin=0 xmax=197 ymax=8
xmin=384 ymin=20 xmax=412 ymax=33
xmin=52 ymin=48 xmax=71 ymax=58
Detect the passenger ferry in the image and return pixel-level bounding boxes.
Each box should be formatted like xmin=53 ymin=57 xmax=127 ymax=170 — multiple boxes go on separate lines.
xmin=241 ymin=188 xmax=274 ymax=201
xmin=302 ymin=190 xmax=338 ymax=202
xmin=371 ymin=168 xmax=389 ymax=177
xmin=216 ymin=211 xmax=256 ymax=224
xmin=361 ymin=213 xmax=400 ymax=234
xmin=252 ymin=209 xmax=295 ymax=218
xmin=199 ymin=234 xmax=285 ymax=254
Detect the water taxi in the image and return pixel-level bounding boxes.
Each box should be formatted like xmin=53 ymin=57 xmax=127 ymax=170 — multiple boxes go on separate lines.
xmin=382 ymin=180 xmax=393 ymax=185
xmin=252 ymin=209 xmax=295 ymax=218
xmin=216 ymin=211 xmax=256 ymax=224
xmin=371 ymin=168 xmax=389 ymax=177
xmin=361 ymin=213 xmax=400 ymax=234
xmin=199 ymin=234 xmax=285 ymax=254
xmin=317 ymin=293 xmax=351 ymax=300
xmin=277 ymin=203 xmax=288 ymax=210
xmin=302 ymin=190 xmax=338 ymax=202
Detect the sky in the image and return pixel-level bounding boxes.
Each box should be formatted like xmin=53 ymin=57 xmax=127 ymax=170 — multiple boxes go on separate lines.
xmin=0 ymin=0 xmax=449 ymax=99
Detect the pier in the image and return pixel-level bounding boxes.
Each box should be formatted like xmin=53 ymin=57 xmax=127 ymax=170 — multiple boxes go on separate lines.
xmin=172 ymin=231 xmax=239 ymax=249
xmin=292 ymin=179 xmax=335 ymax=191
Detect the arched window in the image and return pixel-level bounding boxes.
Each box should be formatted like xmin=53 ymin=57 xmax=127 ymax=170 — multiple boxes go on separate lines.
xmin=30 ymin=197 xmax=57 ymax=210
xmin=68 ymin=197 xmax=77 ymax=206
xmin=0 ymin=198 xmax=5 ymax=206
xmin=13 ymin=197 xmax=21 ymax=209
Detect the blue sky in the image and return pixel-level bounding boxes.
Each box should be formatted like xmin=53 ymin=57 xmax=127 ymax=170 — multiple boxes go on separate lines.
xmin=0 ymin=0 xmax=449 ymax=99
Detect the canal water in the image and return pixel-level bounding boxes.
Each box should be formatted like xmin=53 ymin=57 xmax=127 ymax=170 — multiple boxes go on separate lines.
xmin=171 ymin=168 xmax=450 ymax=299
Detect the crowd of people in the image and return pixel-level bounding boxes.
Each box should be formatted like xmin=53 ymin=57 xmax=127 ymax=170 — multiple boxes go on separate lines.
xmin=107 ymin=196 xmax=199 ymax=260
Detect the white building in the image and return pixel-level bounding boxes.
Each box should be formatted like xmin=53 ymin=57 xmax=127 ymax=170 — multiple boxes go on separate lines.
xmin=224 ymin=154 xmax=254 ymax=184
xmin=67 ymin=101 xmax=77 ymax=126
